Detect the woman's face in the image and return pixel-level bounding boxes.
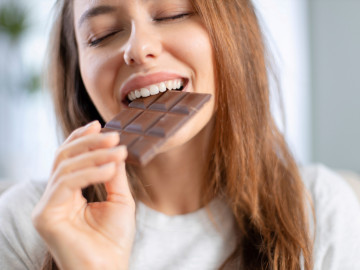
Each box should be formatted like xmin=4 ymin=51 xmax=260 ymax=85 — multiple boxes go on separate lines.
xmin=73 ymin=0 xmax=215 ymax=150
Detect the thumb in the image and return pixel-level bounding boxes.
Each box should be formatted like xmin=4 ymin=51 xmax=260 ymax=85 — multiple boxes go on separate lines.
xmin=105 ymin=149 xmax=134 ymax=205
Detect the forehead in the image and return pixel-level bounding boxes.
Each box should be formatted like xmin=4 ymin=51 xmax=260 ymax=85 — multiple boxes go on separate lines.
xmin=73 ymin=0 xmax=133 ymax=28
xmin=74 ymin=0 xmax=121 ymax=13
xmin=74 ymin=0 xmax=190 ymax=29
xmin=74 ymin=0 xmax=181 ymax=11
xmin=73 ymin=0 xmax=186 ymax=17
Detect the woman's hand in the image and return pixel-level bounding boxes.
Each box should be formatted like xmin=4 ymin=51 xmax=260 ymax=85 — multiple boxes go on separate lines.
xmin=32 ymin=121 xmax=136 ymax=270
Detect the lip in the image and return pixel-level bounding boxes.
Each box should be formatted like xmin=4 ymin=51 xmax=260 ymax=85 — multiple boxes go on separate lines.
xmin=119 ymin=72 xmax=188 ymax=102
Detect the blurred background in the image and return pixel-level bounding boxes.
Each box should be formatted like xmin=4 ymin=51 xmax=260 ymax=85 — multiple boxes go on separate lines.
xmin=0 ymin=0 xmax=359 ymax=182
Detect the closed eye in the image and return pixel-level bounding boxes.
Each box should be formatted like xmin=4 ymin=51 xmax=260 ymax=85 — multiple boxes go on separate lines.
xmin=88 ymin=31 xmax=120 ymax=47
xmin=154 ymin=13 xmax=193 ymax=22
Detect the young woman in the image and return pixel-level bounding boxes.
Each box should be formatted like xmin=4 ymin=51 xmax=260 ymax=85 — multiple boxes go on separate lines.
xmin=1 ymin=0 xmax=359 ymax=269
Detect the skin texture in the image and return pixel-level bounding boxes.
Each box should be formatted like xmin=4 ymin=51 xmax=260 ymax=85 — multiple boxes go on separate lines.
xmin=34 ymin=1 xmax=316 ymax=269
xmin=73 ymin=0 xmax=215 ymax=151
xmin=73 ymin=0 xmax=216 ymax=213
xmin=33 ymin=122 xmax=136 ymax=269
xmin=33 ymin=0 xmax=217 ymax=268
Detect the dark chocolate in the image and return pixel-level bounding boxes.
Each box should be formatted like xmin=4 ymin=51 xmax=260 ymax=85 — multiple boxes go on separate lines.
xmin=102 ymin=91 xmax=211 ymax=165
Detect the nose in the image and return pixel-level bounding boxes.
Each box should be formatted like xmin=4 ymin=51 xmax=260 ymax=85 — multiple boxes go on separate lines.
xmin=123 ymin=22 xmax=162 ymax=66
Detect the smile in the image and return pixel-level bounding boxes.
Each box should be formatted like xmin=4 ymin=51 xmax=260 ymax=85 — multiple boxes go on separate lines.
xmin=126 ymin=79 xmax=185 ymax=102
xmin=127 ymin=79 xmax=184 ymax=101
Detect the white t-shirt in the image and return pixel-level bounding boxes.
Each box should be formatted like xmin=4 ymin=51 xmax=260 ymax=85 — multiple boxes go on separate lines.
xmin=0 ymin=164 xmax=359 ymax=270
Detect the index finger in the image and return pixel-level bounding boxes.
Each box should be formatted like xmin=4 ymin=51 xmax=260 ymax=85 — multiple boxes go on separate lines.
xmin=64 ymin=120 xmax=102 ymax=144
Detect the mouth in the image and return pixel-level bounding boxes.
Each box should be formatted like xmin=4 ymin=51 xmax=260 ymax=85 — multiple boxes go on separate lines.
xmin=122 ymin=78 xmax=188 ymax=106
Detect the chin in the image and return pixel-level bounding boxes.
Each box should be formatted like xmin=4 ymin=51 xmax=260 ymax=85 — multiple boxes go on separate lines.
xmin=159 ymin=118 xmax=215 ymax=159
xmin=158 ymin=128 xmax=197 ymax=154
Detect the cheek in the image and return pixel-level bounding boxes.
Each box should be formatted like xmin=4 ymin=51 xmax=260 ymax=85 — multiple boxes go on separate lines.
xmin=163 ymin=22 xmax=215 ymax=92
xmin=79 ymin=50 xmax=122 ymax=120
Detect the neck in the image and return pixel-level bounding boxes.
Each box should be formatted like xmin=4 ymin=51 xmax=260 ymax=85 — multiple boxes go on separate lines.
xmin=134 ymin=120 xmax=214 ymax=216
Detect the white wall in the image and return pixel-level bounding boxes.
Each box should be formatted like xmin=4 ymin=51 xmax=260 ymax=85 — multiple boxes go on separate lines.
xmin=253 ymin=0 xmax=311 ymax=165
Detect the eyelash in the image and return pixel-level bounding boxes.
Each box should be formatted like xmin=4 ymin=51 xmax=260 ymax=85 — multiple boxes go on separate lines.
xmin=154 ymin=12 xmax=193 ymax=22
xmin=88 ymin=13 xmax=193 ymax=47
xmin=88 ymin=31 xmax=119 ymax=47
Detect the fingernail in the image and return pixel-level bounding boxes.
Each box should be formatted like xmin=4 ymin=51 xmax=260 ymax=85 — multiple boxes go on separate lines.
xmin=111 ymin=145 xmax=127 ymax=152
xmin=100 ymin=162 xmax=116 ymax=170
xmin=103 ymin=132 xmax=120 ymax=138
xmin=119 ymin=145 xmax=127 ymax=152
xmin=85 ymin=120 xmax=99 ymax=127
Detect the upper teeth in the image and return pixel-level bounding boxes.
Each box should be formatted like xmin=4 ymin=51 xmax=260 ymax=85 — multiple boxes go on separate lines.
xmin=127 ymin=79 xmax=184 ymax=101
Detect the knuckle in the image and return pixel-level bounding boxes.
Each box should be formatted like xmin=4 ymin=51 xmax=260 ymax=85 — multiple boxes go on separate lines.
xmin=90 ymin=166 xmax=109 ymax=180
xmin=73 ymin=126 xmax=85 ymax=136
xmin=56 ymin=175 xmax=69 ymax=188
xmin=95 ymin=149 xmax=112 ymax=162
xmin=56 ymin=161 xmax=69 ymax=178
xmin=51 ymin=158 xmax=71 ymax=184
xmin=54 ymin=148 xmax=62 ymax=161
xmin=84 ymin=147 xmax=108 ymax=165
xmin=65 ymin=126 xmax=87 ymax=143
xmin=90 ymin=166 xmax=102 ymax=177
xmin=31 ymin=209 xmax=56 ymax=237
xmin=31 ymin=204 xmax=49 ymax=232
xmin=76 ymin=134 xmax=97 ymax=150
xmin=54 ymin=146 xmax=68 ymax=164
xmin=31 ymin=208 xmax=41 ymax=228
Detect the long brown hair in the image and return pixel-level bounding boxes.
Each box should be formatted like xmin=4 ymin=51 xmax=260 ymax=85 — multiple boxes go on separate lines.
xmin=42 ymin=0 xmax=313 ymax=269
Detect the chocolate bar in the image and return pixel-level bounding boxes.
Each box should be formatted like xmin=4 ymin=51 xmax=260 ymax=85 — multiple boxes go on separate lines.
xmin=102 ymin=91 xmax=211 ymax=165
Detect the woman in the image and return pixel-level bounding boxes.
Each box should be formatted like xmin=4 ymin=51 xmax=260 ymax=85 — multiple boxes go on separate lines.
xmin=1 ymin=0 xmax=359 ymax=269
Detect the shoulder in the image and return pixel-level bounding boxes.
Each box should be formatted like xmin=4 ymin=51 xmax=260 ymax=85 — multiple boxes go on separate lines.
xmin=0 ymin=180 xmax=47 ymax=222
xmin=300 ymin=164 xmax=360 ymax=270
xmin=300 ymin=164 xmax=359 ymax=210
xmin=0 ymin=179 xmax=46 ymax=203
xmin=0 ymin=180 xmax=47 ymax=270
xmin=300 ymin=164 xmax=360 ymax=223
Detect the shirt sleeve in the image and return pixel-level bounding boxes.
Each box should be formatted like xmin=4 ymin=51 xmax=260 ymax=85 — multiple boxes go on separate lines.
xmin=0 ymin=180 xmax=48 ymax=270
xmin=301 ymin=165 xmax=360 ymax=270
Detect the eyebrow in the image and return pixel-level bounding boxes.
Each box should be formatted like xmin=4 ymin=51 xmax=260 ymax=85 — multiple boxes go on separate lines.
xmin=78 ymin=5 xmax=117 ymax=27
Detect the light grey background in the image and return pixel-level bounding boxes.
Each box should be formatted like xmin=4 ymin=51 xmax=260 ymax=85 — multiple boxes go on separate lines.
xmin=309 ymin=0 xmax=360 ymax=173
